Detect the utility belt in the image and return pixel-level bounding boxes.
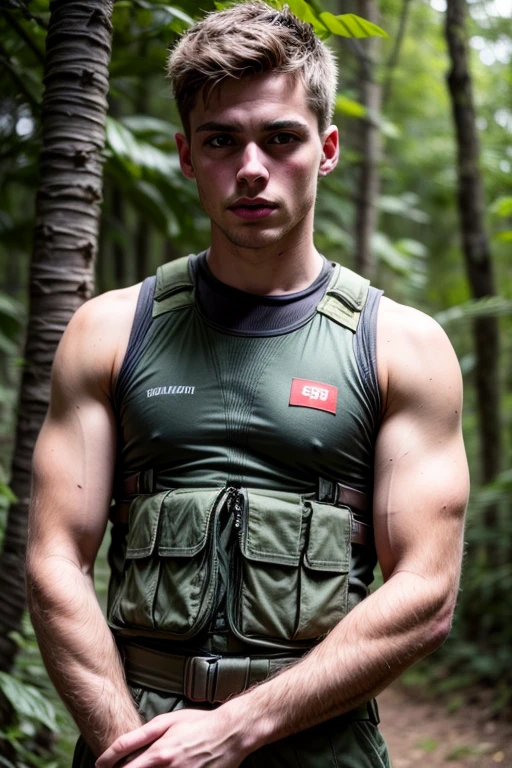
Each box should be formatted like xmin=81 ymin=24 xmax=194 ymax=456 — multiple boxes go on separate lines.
xmin=108 ymin=475 xmax=373 ymax=652
xmin=119 ymin=641 xmax=380 ymax=726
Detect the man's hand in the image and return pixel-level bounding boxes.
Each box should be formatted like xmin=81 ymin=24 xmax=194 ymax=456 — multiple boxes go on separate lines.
xmin=95 ymin=707 xmax=249 ymax=768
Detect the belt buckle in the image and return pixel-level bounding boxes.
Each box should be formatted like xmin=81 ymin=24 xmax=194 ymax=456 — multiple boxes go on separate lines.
xmin=184 ymin=656 xmax=218 ymax=703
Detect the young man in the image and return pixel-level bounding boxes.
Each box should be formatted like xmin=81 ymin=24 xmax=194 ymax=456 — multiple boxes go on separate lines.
xmin=26 ymin=3 xmax=469 ymax=767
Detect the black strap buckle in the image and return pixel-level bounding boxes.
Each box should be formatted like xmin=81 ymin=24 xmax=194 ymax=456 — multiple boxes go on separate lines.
xmin=183 ymin=656 xmax=219 ymax=703
xmin=317 ymin=477 xmax=338 ymax=504
xmin=184 ymin=656 xmax=268 ymax=703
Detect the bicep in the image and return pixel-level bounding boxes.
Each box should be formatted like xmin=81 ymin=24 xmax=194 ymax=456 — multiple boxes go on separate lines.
xmin=28 ymin=312 xmax=117 ymax=572
xmin=373 ymin=309 xmax=469 ymax=587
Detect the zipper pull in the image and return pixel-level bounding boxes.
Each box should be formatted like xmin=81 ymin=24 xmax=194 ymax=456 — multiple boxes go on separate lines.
xmin=230 ymin=490 xmax=244 ymax=529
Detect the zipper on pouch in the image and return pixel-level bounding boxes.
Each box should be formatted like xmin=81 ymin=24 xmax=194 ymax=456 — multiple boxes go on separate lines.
xmin=207 ymin=486 xmax=241 ymax=634
xmin=231 ymin=489 xmax=244 ymax=537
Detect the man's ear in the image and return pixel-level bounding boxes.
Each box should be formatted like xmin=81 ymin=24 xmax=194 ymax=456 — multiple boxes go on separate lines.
xmin=175 ymin=133 xmax=195 ymax=179
xmin=319 ymin=125 xmax=339 ymax=177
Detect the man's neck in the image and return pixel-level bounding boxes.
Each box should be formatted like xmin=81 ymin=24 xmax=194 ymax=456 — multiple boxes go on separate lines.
xmin=207 ymin=235 xmax=323 ymax=297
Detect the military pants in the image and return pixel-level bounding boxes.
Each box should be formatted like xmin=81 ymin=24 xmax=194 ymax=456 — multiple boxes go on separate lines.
xmin=72 ymin=685 xmax=392 ymax=768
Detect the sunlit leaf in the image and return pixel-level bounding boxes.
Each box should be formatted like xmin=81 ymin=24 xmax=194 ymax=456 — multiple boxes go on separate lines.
xmin=492 ymin=230 xmax=512 ymax=242
xmin=318 ymin=12 xmax=388 ymax=39
xmin=282 ymin=0 xmax=328 ymax=37
xmin=335 ymin=95 xmax=366 ymax=118
xmin=490 ymin=196 xmax=512 ymax=217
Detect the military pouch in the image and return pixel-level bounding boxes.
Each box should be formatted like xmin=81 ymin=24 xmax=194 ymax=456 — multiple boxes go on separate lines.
xmin=108 ymin=488 xmax=223 ymax=639
xmin=228 ymin=490 xmax=352 ymax=648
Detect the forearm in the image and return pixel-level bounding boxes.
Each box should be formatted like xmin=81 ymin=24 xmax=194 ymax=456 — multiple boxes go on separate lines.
xmin=225 ymin=570 xmax=453 ymax=751
xmin=26 ymin=554 xmax=142 ymax=756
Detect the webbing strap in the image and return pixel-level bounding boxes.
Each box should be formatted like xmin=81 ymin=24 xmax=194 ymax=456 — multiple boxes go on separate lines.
xmin=121 ymin=642 xmax=298 ymax=703
xmin=153 ymin=256 xmax=194 ymax=318
xmin=120 ymin=642 xmax=379 ymax=722
xmin=317 ymin=264 xmax=370 ymax=332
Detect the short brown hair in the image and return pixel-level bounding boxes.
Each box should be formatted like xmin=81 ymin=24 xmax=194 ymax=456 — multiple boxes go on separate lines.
xmin=167 ymin=2 xmax=337 ymax=137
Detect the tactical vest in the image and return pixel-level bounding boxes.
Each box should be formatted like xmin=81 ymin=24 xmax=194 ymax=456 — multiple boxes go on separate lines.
xmin=107 ymin=255 xmax=381 ymax=656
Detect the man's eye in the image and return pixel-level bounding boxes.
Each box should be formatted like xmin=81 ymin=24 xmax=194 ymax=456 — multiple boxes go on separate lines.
xmin=205 ymin=135 xmax=235 ymax=148
xmin=269 ymin=133 xmax=299 ymax=145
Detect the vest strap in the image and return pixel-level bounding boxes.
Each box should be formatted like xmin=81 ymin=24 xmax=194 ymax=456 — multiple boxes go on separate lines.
xmin=113 ymin=473 xmax=372 ymax=547
xmin=317 ymin=264 xmax=370 ymax=332
xmin=153 ymin=256 xmax=194 ymax=318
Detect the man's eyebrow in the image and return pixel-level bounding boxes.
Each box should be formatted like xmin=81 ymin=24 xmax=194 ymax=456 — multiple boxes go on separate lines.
xmin=195 ymin=119 xmax=310 ymax=133
xmin=196 ymin=121 xmax=244 ymax=133
xmin=262 ymin=119 xmax=310 ymax=133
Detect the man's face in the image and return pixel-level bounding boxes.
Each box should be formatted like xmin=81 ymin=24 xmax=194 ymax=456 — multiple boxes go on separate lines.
xmin=176 ymin=73 xmax=338 ymax=253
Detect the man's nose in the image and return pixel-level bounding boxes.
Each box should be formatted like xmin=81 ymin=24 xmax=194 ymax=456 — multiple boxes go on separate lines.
xmin=236 ymin=143 xmax=269 ymax=185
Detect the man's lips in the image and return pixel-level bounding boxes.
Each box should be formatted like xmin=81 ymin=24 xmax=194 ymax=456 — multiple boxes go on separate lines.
xmin=228 ymin=200 xmax=278 ymax=220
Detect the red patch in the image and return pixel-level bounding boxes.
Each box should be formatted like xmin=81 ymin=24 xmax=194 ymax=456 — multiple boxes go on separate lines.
xmin=289 ymin=378 xmax=338 ymax=415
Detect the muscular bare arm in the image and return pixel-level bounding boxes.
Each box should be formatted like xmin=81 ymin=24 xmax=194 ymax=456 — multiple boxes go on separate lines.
xmin=96 ymin=300 xmax=469 ymax=768
xmin=26 ymin=288 xmax=143 ymax=756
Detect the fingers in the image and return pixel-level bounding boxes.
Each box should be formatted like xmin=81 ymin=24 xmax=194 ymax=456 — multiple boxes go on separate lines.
xmin=96 ymin=717 xmax=172 ymax=768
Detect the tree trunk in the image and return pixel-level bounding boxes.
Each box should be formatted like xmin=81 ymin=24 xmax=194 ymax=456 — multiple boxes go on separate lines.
xmin=0 ymin=0 xmax=114 ymax=676
xmin=354 ymin=0 xmax=381 ymax=280
xmin=445 ymin=0 xmax=501 ymax=508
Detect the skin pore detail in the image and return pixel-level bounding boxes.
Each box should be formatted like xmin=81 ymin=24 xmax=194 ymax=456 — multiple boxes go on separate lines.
xmin=175 ymin=72 xmax=338 ymax=295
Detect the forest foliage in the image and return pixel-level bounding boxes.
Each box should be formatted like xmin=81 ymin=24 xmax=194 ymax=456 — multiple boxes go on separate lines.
xmin=0 ymin=0 xmax=511 ymax=763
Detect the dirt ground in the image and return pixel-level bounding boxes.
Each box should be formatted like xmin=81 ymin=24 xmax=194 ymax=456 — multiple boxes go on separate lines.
xmin=379 ymin=684 xmax=512 ymax=767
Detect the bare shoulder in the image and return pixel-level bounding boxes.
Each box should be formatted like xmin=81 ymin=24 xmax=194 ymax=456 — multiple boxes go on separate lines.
xmin=53 ymin=283 xmax=141 ymax=401
xmin=377 ymin=296 xmax=462 ymax=416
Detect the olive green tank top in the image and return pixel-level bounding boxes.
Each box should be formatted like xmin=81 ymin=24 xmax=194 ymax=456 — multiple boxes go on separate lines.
xmin=115 ymin=255 xmax=380 ymax=494
xmin=111 ymin=254 xmax=382 ymax=621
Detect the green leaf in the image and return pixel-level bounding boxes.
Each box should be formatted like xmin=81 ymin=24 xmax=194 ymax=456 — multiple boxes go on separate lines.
xmin=105 ymin=117 xmax=182 ymax=180
xmin=318 ymin=12 xmax=388 ymax=39
xmin=135 ymin=1 xmax=194 ymax=32
xmin=378 ymin=194 xmax=429 ymax=223
xmin=371 ymin=232 xmax=411 ymax=274
xmin=112 ymin=2 xmax=132 ymax=34
xmin=130 ymin=180 xmax=180 ymax=237
xmin=395 ymin=238 xmax=428 ymax=259
xmin=335 ymin=95 xmax=367 ymax=118
xmin=285 ymin=0 xmax=328 ymax=37
xmin=0 ymin=483 xmax=17 ymax=503
xmin=0 ymin=672 xmax=58 ymax=732
xmin=121 ymin=116 xmax=179 ymax=141
xmin=490 ymin=196 xmax=512 ymax=217
xmin=435 ymin=296 xmax=512 ymax=327
xmin=492 ymin=230 xmax=512 ymax=242
xmin=0 ymin=331 xmax=18 ymax=357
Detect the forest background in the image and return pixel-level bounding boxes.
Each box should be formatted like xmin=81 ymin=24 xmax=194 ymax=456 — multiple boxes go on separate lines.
xmin=0 ymin=0 xmax=511 ymax=764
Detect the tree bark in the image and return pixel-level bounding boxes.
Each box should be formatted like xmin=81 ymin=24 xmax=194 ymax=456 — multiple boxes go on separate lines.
xmin=0 ymin=0 xmax=114 ymax=676
xmin=445 ymin=0 xmax=501 ymax=504
xmin=354 ymin=0 xmax=381 ymax=280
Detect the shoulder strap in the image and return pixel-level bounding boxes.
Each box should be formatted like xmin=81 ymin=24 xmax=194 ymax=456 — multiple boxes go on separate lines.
xmin=317 ymin=264 xmax=370 ymax=332
xmin=153 ymin=255 xmax=194 ymax=318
